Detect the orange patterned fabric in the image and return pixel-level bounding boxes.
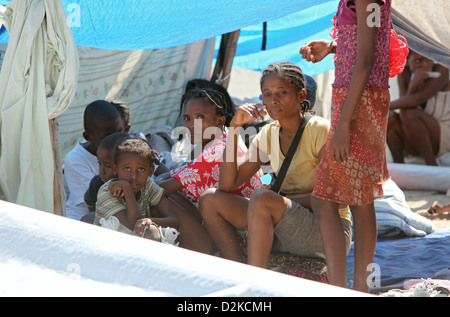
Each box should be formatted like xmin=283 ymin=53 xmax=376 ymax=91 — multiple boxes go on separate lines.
xmin=312 ymin=87 xmax=391 ymax=206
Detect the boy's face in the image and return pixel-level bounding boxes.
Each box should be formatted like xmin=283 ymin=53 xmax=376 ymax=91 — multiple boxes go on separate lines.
xmin=97 ymin=146 xmax=116 ymax=183
xmin=85 ymin=118 xmax=123 ymax=152
xmin=114 ymin=152 xmax=154 ymax=194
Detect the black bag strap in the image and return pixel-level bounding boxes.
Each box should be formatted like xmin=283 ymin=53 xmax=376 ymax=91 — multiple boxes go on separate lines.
xmin=271 ymin=114 xmax=312 ymax=194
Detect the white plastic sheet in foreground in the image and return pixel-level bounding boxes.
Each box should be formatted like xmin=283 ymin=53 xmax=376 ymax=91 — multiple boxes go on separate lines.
xmin=0 ymin=200 xmax=367 ymax=297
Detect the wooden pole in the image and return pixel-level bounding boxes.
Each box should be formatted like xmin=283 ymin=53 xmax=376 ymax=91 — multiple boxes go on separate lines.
xmin=49 ymin=117 xmax=65 ymax=216
xmin=221 ymin=29 xmax=240 ymax=89
xmin=262 ymin=22 xmax=267 ymax=50
xmin=211 ymin=33 xmax=228 ymax=82
xmin=211 ymin=29 xmax=240 ymax=89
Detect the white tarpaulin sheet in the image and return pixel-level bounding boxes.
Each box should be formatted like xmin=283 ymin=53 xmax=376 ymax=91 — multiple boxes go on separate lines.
xmin=0 ymin=200 xmax=368 ymax=297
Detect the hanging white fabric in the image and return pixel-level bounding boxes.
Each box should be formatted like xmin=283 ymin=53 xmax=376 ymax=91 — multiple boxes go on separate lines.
xmin=0 ymin=0 xmax=78 ymax=213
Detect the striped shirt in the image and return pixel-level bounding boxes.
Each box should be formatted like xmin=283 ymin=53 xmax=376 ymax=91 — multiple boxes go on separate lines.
xmin=94 ymin=177 xmax=165 ymax=230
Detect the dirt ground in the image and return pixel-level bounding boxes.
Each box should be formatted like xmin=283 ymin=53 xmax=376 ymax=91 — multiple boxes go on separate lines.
xmin=404 ymin=190 xmax=450 ymax=230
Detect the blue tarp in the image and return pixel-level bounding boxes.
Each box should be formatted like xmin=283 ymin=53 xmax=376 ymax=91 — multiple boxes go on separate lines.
xmin=0 ymin=0 xmax=338 ymax=75
xmin=221 ymin=1 xmax=338 ymax=75
xmin=346 ymin=228 xmax=450 ymax=292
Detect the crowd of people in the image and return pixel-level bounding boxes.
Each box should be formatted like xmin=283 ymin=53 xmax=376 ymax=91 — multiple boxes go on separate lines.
xmin=61 ymin=0 xmax=448 ymax=293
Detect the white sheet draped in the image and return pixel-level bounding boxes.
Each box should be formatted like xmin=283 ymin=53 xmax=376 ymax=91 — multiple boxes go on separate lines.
xmin=0 ymin=0 xmax=78 ymax=213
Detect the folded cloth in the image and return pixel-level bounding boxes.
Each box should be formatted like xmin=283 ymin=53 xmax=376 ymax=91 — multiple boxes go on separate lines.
xmin=375 ymin=180 xmax=435 ymax=237
xmin=99 ymin=216 xmax=120 ymax=231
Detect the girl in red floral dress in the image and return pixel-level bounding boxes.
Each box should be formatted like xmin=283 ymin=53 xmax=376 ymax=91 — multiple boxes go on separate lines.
xmin=158 ymin=87 xmax=262 ymax=218
xmin=300 ymin=0 xmax=396 ymax=292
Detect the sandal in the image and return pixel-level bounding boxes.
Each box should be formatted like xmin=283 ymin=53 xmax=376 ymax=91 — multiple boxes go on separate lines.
xmin=427 ymin=201 xmax=440 ymax=215
xmin=426 ymin=201 xmax=450 ymax=215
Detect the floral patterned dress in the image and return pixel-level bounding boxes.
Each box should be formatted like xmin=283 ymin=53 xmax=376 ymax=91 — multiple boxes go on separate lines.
xmin=170 ymin=134 xmax=262 ymax=203
xmin=312 ymin=0 xmax=392 ymax=206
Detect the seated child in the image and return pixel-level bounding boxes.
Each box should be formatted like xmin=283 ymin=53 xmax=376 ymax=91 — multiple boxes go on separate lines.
xmin=94 ymin=137 xmax=212 ymax=251
xmin=64 ymin=100 xmax=123 ymax=220
xmin=110 ymin=98 xmax=170 ymax=176
xmin=109 ymin=99 xmax=147 ymax=140
xmin=82 ymin=132 xmax=130 ymax=223
xmin=83 ymin=131 xmax=167 ymax=221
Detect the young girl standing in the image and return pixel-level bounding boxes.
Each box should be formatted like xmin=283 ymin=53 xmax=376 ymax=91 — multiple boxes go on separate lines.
xmin=300 ymin=0 xmax=394 ymax=292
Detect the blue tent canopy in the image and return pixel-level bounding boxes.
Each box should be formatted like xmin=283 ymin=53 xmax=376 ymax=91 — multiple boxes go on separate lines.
xmin=223 ymin=1 xmax=338 ymax=75
xmin=0 ymin=0 xmax=338 ymax=75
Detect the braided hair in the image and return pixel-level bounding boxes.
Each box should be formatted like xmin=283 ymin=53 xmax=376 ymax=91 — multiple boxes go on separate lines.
xmin=260 ymin=62 xmax=311 ymax=114
xmin=181 ymin=87 xmax=230 ymax=127
xmin=182 ymin=82 xmax=234 ymax=127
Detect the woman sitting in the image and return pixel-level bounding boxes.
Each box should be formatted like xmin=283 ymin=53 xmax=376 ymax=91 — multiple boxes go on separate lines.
xmin=387 ymin=50 xmax=450 ymax=166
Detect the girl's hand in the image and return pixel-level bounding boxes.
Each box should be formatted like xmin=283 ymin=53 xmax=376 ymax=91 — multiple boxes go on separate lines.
xmin=330 ymin=122 xmax=351 ymax=163
xmin=230 ymin=103 xmax=267 ymax=128
xmin=108 ymin=180 xmax=131 ymax=198
xmin=300 ymin=40 xmax=333 ymax=63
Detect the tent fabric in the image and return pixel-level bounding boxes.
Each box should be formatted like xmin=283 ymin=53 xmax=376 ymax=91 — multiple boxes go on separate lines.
xmin=56 ymin=40 xmax=213 ymax=159
xmin=226 ymin=0 xmax=450 ymax=73
xmin=220 ymin=1 xmax=339 ymax=76
xmin=0 ymin=0 xmax=338 ymax=75
xmin=0 ymin=0 xmax=78 ymax=213
xmin=392 ymin=0 xmax=450 ymax=68
xmin=0 ymin=1 xmax=447 ymax=74
xmin=0 ymin=199 xmax=365 ymax=297
xmin=0 ymin=0 xmax=332 ymax=51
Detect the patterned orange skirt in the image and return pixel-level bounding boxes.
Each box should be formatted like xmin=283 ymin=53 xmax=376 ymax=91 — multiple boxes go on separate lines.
xmin=312 ymin=87 xmax=390 ymax=206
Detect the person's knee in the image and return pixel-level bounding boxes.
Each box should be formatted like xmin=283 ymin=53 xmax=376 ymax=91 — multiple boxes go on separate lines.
xmin=248 ymin=188 xmax=278 ymax=218
xmin=399 ymin=108 xmax=422 ymax=128
xmin=311 ymin=196 xmax=339 ymax=221
xmin=250 ymin=188 xmax=272 ymax=206
xmin=388 ymin=112 xmax=400 ymax=127
xmin=198 ymin=188 xmax=218 ymax=218
xmin=387 ymin=113 xmax=401 ymax=135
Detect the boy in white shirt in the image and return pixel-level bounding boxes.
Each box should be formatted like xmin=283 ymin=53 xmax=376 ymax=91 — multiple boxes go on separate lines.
xmin=64 ymin=100 xmax=123 ymax=220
